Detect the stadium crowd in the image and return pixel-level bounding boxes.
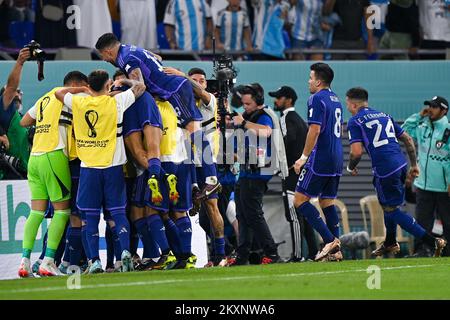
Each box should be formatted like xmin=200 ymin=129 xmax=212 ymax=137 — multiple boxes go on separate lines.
xmin=0 ymin=28 xmax=448 ymax=277
xmin=0 ymin=0 xmax=449 ymax=60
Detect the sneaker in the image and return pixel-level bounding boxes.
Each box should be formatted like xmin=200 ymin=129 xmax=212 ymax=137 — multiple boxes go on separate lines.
xmin=203 ymin=261 xmax=214 ymax=268
xmin=165 ymin=258 xmax=195 ymax=270
xmin=147 ymin=174 xmax=163 ymax=205
xmin=197 ymin=182 xmax=222 ymax=202
xmin=88 ymin=260 xmax=104 ymax=274
xmin=189 ymin=186 xmax=202 ymax=216
xmin=105 ymin=266 xmax=115 ymax=273
xmin=434 ymin=238 xmax=447 ymax=257
xmin=112 ymin=261 xmax=122 ymax=272
xmin=121 ymin=250 xmax=134 ymax=272
xmin=165 ymin=173 xmax=179 ymax=205
xmin=151 ymin=252 xmax=176 ymax=270
xmin=31 ymin=259 xmax=41 ymax=275
xmin=135 ymin=258 xmax=157 ymax=271
xmin=371 ymin=242 xmax=401 ymax=257
xmin=18 ymin=258 xmax=34 ymax=278
xmin=39 ymin=260 xmax=63 ymax=277
xmin=82 ymin=261 xmax=92 ymax=275
xmin=325 ymin=250 xmax=344 ymax=262
xmin=227 ymin=257 xmax=249 ymax=266
xmin=261 ymin=255 xmax=283 ymax=265
xmin=58 ymin=262 xmax=69 ymax=274
xmin=188 ymin=253 xmax=197 ymax=266
xmin=314 ymin=238 xmax=341 ymax=262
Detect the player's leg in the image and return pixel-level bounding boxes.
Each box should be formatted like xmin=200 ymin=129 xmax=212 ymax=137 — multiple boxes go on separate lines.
xmin=374 ymin=168 xmax=447 ymax=257
xmin=35 ymin=150 xmax=71 ymax=276
xmin=19 ymin=154 xmax=49 ymax=277
xmin=318 ymin=176 xmax=343 ymax=262
xmin=168 ymin=82 xmax=220 ymax=198
xmin=104 ymin=165 xmax=134 ymax=272
xmin=293 ymin=167 xmax=338 ymax=261
xmin=77 ymin=167 xmax=103 ymax=273
xmin=144 ymin=177 xmax=174 ymax=269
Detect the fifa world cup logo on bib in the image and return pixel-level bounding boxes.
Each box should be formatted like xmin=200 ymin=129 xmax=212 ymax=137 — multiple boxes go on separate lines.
xmin=37 ymin=96 xmax=50 ymax=122
xmin=85 ymin=110 xmax=99 ymax=138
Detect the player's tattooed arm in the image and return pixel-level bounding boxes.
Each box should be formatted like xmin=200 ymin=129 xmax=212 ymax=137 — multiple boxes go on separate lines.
xmin=129 ymin=81 xmax=146 ymax=99
xmin=348 ymin=142 xmax=363 ymax=174
xmin=399 ymin=132 xmax=419 ymax=177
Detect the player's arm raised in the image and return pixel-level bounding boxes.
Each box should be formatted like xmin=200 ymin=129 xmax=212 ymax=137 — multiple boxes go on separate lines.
xmin=398 ymin=132 xmax=419 ymax=177
xmin=294 ymin=124 xmax=320 ymax=174
xmin=115 ymin=78 xmax=146 ymax=99
xmin=55 ymin=86 xmax=91 ymax=103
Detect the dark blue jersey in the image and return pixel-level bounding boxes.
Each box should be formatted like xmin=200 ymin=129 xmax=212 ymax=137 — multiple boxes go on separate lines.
xmin=347 ymin=107 xmax=407 ymax=177
xmin=115 ymin=44 xmax=187 ymax=99
xmin=306 ymin=88 xmax=343 ymax=176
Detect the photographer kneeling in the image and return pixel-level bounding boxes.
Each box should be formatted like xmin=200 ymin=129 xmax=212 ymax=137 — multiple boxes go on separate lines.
xmin=0 ymin=47 xmax=31 ymax=179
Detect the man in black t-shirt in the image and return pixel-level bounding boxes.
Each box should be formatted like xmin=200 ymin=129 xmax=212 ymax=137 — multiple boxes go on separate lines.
xmin=324 ymin=0 xmax=375 ymax=60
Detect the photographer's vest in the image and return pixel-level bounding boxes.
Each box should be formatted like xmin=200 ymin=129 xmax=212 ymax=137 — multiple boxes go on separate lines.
xmin=241 ymin=109 xmax=270 ymax=173
xmin=71 ymin=95 xmax=118 ymax=167
xmin=31 ymin=87 xmax=71 ymax=154
xmin=197 ymin=98 xmax=220 ymax=158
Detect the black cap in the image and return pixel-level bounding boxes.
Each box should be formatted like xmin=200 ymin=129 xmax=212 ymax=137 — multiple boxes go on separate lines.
xmin=268 ymin=86 xmax=298 ymax=103
xmin=424 ymin=96 xmax=448 ymax=109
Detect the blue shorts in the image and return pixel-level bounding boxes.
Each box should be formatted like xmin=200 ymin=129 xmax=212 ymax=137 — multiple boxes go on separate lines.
xmin=145 ymin=162 xmax=193 ymax=212
xmin=196 ymin=166 xmax=219 ymax=199
xmin=131 ymin=171 xmax=149 ymax=208
xmin=373 ymin=166 xmax=406 ymax=207
xmin=123 ymin=92 xmax=163 ymax=137
xmin=295 ymin=166 xmax=340 ymax=199
xmin=76 ymin=166 xmax=127 ymax=211
xmin=168 ymin=81 xmax=202 ymax=128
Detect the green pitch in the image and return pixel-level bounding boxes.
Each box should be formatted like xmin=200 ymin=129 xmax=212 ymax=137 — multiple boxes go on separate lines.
xmin=1 ymin=257 xmax=449 ymax=300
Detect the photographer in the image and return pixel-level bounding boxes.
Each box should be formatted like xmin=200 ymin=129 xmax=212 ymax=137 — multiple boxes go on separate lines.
xmin=228 ymin=83 xmax=282 ymax=265
xmin=0 ymin=47 xmax=31 ymax=179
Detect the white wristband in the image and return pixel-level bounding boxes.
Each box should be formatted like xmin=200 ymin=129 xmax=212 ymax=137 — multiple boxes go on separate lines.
xmin=346 ymin=166 xmax=353 ymax=173
xmin=300 ymin=154 xmax=308 ymax=161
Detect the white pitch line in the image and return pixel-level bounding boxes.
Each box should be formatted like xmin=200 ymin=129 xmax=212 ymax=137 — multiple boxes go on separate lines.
xmin=0 ymin=263 xmax=448 ymax=294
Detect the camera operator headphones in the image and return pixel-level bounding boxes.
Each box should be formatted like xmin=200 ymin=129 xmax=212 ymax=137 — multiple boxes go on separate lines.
xmin=243 ymin=84 xmax=264 ymax=106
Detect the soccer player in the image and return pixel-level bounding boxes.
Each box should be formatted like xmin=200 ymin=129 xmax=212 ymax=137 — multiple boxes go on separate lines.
xmin=293 ymin=62 xmax=343 ymax=262
xmin=110 ymin=70 xmax=168 ymax=270
xmin=18 ymin=71 xmax=89 ymax=277
xmin=164 ymin=66 xmax=228 ymax=266
xmin=345 ymin=87 xmax=447 ymax=257
xmin=55 ymin=70 xmax=146 ymax=273
xmin=215 ymin=0 xmax=253 ymax=52
xmin=95 ymin=33 xmax=221 ymax=203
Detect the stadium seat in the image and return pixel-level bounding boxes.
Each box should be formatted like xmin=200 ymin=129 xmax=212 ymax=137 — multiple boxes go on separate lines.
xmin=8 ymin=21 xmax=35 ymax=48
xmin=359 ymin=195 xmax=413 ymax=257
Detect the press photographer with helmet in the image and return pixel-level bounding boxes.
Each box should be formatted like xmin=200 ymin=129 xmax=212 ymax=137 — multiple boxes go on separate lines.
xmin=0 ymin=47 xmax=31 ymax=179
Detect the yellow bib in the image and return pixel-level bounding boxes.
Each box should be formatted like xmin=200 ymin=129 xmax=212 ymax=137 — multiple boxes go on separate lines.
xmin=31 ymin=87 xmax=64 ymax=153
xmin=72 ymin=95 xmax=118 ymax=167
xmin=156 ymin=99 xmax=178 ymax=156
